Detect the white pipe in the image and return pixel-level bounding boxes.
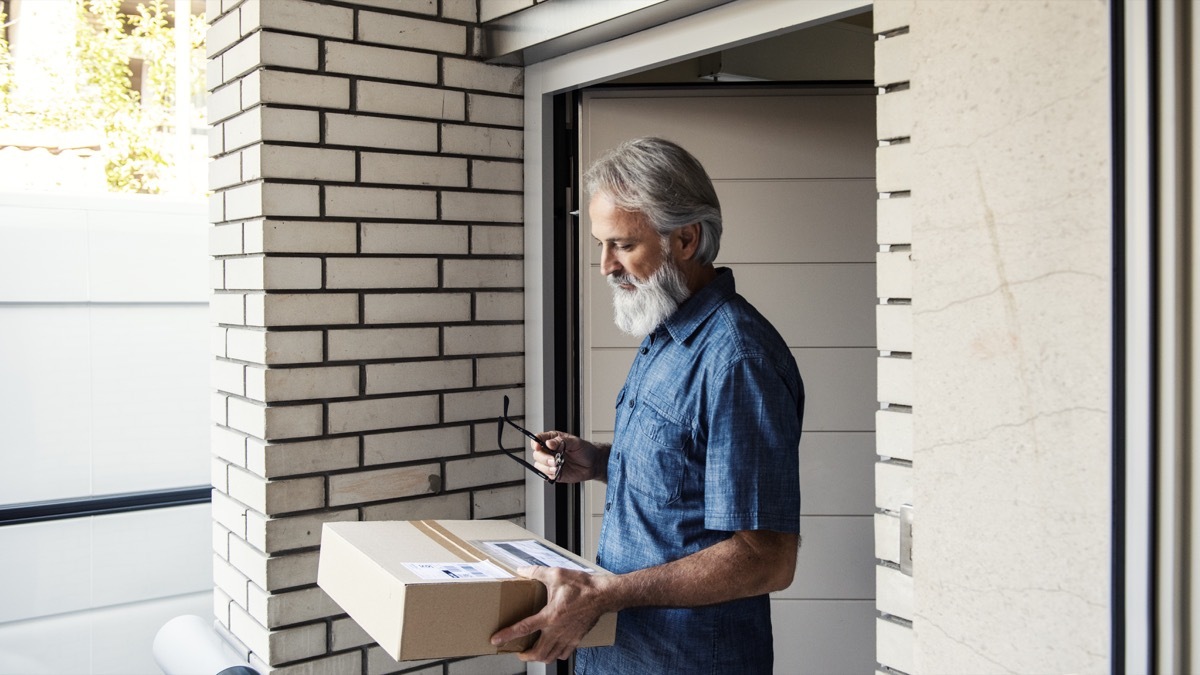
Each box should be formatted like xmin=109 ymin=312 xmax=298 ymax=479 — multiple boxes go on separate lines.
xmin=152 ymin=615 xmax=257 ymax=675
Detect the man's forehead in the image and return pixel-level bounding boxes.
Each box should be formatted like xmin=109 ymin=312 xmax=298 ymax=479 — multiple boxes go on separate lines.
xmin=589 ymin=196 xmax=651 ymax=237
xmin=590 ymin=219 xmax=650 ymax=242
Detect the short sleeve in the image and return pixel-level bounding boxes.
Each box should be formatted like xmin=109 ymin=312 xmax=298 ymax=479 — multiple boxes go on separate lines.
xmin=703 ymin=355 xmax=803 ymax=533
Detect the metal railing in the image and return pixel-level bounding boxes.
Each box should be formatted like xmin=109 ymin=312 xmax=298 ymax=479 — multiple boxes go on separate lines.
xmin=0 ymin=486 xmax=211 ymax=526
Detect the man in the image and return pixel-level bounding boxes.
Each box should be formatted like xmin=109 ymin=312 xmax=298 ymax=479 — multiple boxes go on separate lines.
xmin=491 ymin=137 xmax=804 ymax=673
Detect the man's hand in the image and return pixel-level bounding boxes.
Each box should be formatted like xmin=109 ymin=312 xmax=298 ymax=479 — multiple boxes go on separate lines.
xmin=487 ymin=530 xmax=796 ymax=662
xmin=529 ymin=432 xmax=608 ymax=484
xmin=490 ymin=565 xmax=611 ymax=663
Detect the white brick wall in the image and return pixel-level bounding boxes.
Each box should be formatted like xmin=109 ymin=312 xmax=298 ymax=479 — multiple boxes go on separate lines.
xmin=365 ymin=359 xmax=474 ymax=395
xmin=246 ymin=70 xmax=352 ymax=109
xmin=363 ymin=292 xmax=472 ymax=324
xmin=245 ymin=509 xmax=357 ymax=553
xmin=358 ymin=12 xmax=466 ymax=52
xmin=327 ymin=395 xmax=441 ymax=434
xmin=324 ymin=113 xmax=438 ymax=152
xmin=325 ymin=258 xmax=439 ymax=289
xmin=241 ymin=0 xmax=355 ymax=39
xmin=363 ymin=426 xmax=471 ymax=465
xmin=874 ymin=2 xmax=914 ymax=673
xmin=472 ymin=160 xmax=523 ymax=191
xmin=327 ymin=327 xmax=440 ymax=361
xmin=361 ymin=223 xmax=469 ymax=254
xmin=442 ymin=124 xmax=524 ymax=160
xmin=475 ymin=291 xmax=523 ymax=321
xmin=356 ymin=81 xmax=466 ymax=120
xmin=444 ymin=192 xmax=524 ymax=224
xmin=468 ymin=93 xmax=523 ymax=127
xmin=326 ymin=464 xmax=441 ymax=506
xmin=226 ymin=328 xmax=324 ymax=365
xmin=324 ymin=185 xmax=438 ymax=220
xmin=361 ymin=492 xmax=471 ymax=521
xmin=324 ymin=41 xmax=439 ymax=83
xmin=443 ymin=58 xmax=524 ymax=94
xmin=245 ymin=220 xmax=358 ymax=254
xmin=360 ymin=153 xmax=469 ymax=187
xmin=208 ymin=0 xmax=526 ymax=668
xmin=247 ymin=437 xmax=360 ymax=478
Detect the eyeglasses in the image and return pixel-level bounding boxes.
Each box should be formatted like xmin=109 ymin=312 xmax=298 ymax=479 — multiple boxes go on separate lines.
xmin=497 ymin=395 xmax=563 ymax=483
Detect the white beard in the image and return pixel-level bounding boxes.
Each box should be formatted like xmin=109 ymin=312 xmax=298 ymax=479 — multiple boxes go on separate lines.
xmin=608 ymin=258 xmax=692 ymax=337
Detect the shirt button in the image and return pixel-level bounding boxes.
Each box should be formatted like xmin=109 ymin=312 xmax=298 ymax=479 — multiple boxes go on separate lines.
xmin=640 ymin=347 xmax=649 ymax=354
xmin=605 ymin=502 xmax=611 ymax=511
xmin=628 ymin=399 xmax=635 ymax=408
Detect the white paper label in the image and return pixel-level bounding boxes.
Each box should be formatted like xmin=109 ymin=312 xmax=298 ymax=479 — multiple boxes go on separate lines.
xmin=474 ymin=539 xmax=594 ymax=573
xmin=402 ymin=561 xmax=513 ymax=581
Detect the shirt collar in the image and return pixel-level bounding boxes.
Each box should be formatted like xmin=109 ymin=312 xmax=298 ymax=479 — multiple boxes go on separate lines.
xmin=661 ymin=267 xmax=735 ymax=345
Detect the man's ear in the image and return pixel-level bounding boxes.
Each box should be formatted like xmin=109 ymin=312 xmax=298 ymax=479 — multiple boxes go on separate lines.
xmin=675 ymin=222 xmax=702 ymax=261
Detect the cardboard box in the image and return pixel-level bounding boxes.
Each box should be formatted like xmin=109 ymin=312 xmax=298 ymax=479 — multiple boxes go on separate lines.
xmin=317 ymin=519 xmax=618 ymax=661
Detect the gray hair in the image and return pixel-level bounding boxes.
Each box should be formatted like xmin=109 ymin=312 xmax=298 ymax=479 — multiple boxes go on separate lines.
xmin=584 ymin=137 xmax=723 ymax=266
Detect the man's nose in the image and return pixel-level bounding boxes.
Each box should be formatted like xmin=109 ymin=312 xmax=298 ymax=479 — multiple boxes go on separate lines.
xmin=600 ymin=247 xmax=621 ymax=277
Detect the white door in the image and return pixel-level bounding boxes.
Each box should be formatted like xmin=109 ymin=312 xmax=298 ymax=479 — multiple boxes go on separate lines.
xmin=578 ymin=87 xmax=877 ymax=673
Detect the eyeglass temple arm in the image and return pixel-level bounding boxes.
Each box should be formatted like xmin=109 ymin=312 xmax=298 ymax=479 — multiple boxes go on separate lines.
xmin=501 ymin=446 xmax=545 ymax=474
xmin=498 ymin=418 xmax=559 ymax=483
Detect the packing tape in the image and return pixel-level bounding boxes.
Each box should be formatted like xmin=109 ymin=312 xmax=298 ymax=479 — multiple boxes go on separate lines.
xmin=412 ymin=520 xmax=546 ymax=652
xmin=411 ymin=520 xmax=488 ymax=564
xmin=496 ymin=580 xmax=543 ymax=653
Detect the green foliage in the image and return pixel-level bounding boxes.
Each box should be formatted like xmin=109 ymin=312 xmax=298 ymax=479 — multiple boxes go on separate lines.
xmin=0 ymin=10 xmax=12 ymax=112
xmin=78 ymin=0 xmax=176 ymax=193
xmin=0 ymin=0 xmax=205 ymax=193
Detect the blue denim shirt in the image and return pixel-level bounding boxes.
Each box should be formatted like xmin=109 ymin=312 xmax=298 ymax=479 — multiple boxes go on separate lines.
xmin=578 ymin=268 xmax=804 ymax=675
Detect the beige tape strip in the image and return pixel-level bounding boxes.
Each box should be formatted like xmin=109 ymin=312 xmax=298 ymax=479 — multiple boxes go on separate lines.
xmin=412 ymin=519 xmax=540 ymax=650
xmin=411 ymin=520 xmax=486 ymax=564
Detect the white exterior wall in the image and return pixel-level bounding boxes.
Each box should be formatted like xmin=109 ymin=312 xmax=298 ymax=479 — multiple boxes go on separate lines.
xmin=0 ymin=193 xmax=213 ymax=673
xmin=904 ymin=1 xmax=1112 ymax=673
xmin=0 ymin=193 xmax=211 ymax=500
xmin=206 ymin=1 xmax=526 ymax=672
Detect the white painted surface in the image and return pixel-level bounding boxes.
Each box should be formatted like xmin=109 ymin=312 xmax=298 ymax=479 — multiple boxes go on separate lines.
xmin=0 ymin=193 xmax=210 ymax=503
xmin=0 ymin=517 xmax=92 ymax=623
xmin=0 ymin=505 xmax=213 ymax=624
xmin=799 ymin=432 xmax=875 ymax=515
xmin=771 ymin=600 xmax=875 ymax=674
xmin=0 ymin=194 xmax=212 ymax=671
xmin=776 ymin=516 xmax=875 ymax=599
xmin=0 ymin=192 xmax=208 ymax=303
xmin=0 ymin=590 xmax=212 ymax=675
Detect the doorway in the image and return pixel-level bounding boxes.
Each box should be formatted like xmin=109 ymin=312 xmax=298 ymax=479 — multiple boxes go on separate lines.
xmin=521 ymin=5 xmax=877 ymax=673
xmin=575 ymin=85 xmax=877 ymax=673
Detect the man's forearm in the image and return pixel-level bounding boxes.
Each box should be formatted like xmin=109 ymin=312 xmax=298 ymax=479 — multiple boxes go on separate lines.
xmin=590 ymin=442 xmax=612 ymax=482
xmin=487 ymin=530 xmax=797 ymax=663
xmin=595 ymin=530 xmax=798 ymax=613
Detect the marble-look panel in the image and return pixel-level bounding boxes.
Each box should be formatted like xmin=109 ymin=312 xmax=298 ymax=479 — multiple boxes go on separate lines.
xmin=907 ymin=1 xmax=1111 ymax=673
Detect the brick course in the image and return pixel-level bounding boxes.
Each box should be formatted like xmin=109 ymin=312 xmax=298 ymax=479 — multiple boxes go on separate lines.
xmin=208 ymin=1 xmax=527 ymax=668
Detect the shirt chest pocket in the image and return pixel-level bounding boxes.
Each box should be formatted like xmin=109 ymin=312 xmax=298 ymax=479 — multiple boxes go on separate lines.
xmin=623 ymin=396 xmax=691 ymax=506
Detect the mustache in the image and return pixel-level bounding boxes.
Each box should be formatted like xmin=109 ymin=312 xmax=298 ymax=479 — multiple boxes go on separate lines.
xmin=607 ymin=272 xmax=648 ymax=290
